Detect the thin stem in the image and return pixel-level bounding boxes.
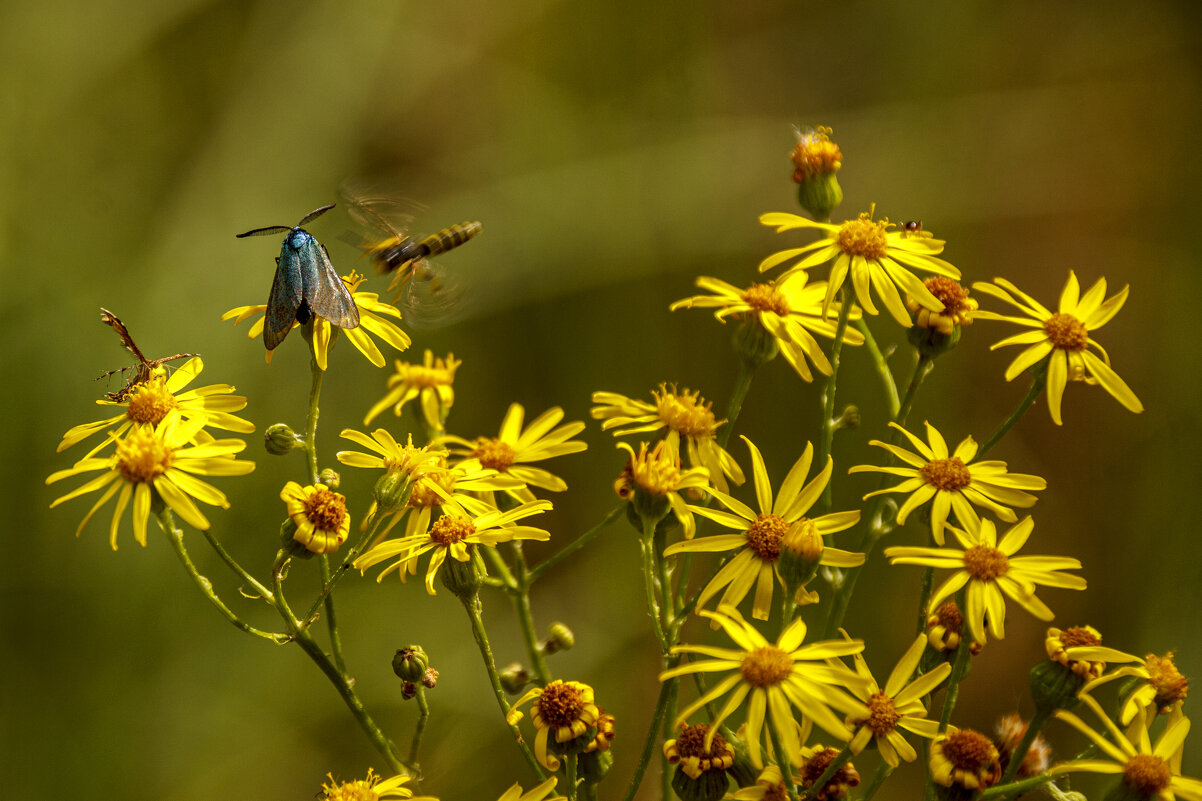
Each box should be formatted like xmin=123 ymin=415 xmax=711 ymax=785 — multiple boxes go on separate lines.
xmin=196 ymin=525 xmax=274 ymax=602
xmin=978 ymin=370 xmax=1047 ymax=458
xmin=564 ymin=753 xmax=578 ymax=801
xmin=998 ymin=707 xmax=1052 ymax=785
xmin=156 ymin=509 xmax=289 ymax=643
xmin=620 ymin=664 xmax=679 ymax=801
xmin=459 ymin=592 xmax=546 ymax=778
xmin=319 ymin=554 xmax=347 ymax=674
xmin=640 ymin=516 xmax=671 ymax=654
xmin=529 ymin=505 xmax=625 ymax=581
xmin=978 ymin=773 xmax=1056 ymax=798
xmin=660 ymin=670 xmax=679 ymax=801
xmin=853 ymin=318 xmax=899 ymax=419
xmin=817 ymin=288 xmax=854 ymax=511
xmin=304 ymin=348 xmax=323 ymax=484
xmin=896 ymin=353 xmax=933 ymax=430
xmin=768 ymin=723 xmax=799 ymax=801
xmin=508 ymin=545 xmax=551 ymax=684
xmin=938 ymin=633 xmax=973 ymax=733
xmin=915 ymin=566 xmax=935 ymax=635
xmin=408 ymin=687 xmax=430 ymax=774
xmin=718 ymin=361 xmax=757 ymax=450
xmin=859 ymin=761 xmax=894 ymax=801
xmin=300 ymin=514 xmax=386 ymax=628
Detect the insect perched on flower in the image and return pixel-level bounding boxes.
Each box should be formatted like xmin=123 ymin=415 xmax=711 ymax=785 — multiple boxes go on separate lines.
xmin=95 ymin=308 xmax=196 ymax=401
xmin=236 ymin=203 xmax=359 ymax=351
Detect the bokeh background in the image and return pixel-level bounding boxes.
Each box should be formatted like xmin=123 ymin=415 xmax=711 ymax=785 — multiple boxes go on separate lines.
xmin=4 ymin=1 xmax=1200 ymax=798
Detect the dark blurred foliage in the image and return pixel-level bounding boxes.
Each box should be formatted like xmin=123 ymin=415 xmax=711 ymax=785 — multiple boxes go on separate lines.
xmin=4 ymin=0 xmax=1201 ymax=798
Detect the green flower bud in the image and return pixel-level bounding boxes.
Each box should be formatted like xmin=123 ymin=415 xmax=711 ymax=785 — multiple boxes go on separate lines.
xmin=440 ymin=548 xmax=484 ymax=600
xmin=373 ymin=470 xmax=413 ymax=515
xmin=318 ymin=468 xmax=341 ymax=491
xmin=732 ymin=318 xmax=779 ymax=370
xmin=392 ymin=645 xmax=429 ymax=682
xmin=545 ymin=622 xmax=575 ymax=654
xmin=797 ymin=171 xmax=843 ymax=222
xmin=264 ymin=423 xmax=301 ymax=455
xmin=579 ymin=749 xmax=613 ymax=785
xmin=1029 ymin=659 xmax=1085 ymax=713
xmin=499 ymin=663 xmax=530 ymax=694
xmin=672 ymin=765 xmax=731 ymax=801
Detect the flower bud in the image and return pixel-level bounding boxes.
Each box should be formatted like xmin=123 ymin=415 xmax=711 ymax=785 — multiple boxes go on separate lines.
xmin=400 ymin=681 xmax=417 ymax=700
xmin=778 ymin=518 xmax=823 ymax=595
xmin=265 ymin=423 xmax=301 ymax=455
xmin=1029 ymin=659 xmax=1085 ymax=714
xmin=834 ymin=405 xmax=860 ymax=431
xmin=732 ymin=318 xmax=779 ymax=370
xmin=318 ymin=468 xmax=341 ymax=491
xmin=373 ymin=470 xmax=414 ymax=515
xmin=791 ymin=126 xmax=844 ymax=221
xmin=797 ymin=172 xmax=844 ymax=222
xmin=440 ymin=549 xmax=484 ymax=600
xmin=393 ymin=645 xmax=429 ymax=682
xmin=500 ymin=663 xmax=531 ymax=694
xmin=544 ymin=622 xmax=575 ymax=654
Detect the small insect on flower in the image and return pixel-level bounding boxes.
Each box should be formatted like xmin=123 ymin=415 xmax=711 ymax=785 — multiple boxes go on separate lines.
xmin=900 ymin=220 xmax=932 ymax=239
xmin=340 ymin=184 xmax=481 ymax=328
xmin=236 ymin=203 xmax=359 ymax=351
xmin=96 ymin=308 xmax=196 ymax=401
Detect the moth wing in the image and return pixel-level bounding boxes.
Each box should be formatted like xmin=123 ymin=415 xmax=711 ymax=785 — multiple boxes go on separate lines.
xmin=265 ymin=253 xmax=304 ymax=351
xmin=303 ymin=241 xmax=360 ymax=330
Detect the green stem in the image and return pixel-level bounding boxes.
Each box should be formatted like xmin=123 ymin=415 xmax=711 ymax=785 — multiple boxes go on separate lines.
xmin=661 ymin=670 xmax=678 ymax=801
xmin=915 ymin=566 xmax=935 ymax=635
xmin=620 ymin=664 xmax=679 ymax=801
xmin=938 ymin=632 xmax=973 ymax=733
xmin=304 ymin=347 xmax=323 ymax=485
xmin=640 ymin=516 xmax=671 ymax=654
xmin=408 ymin=686 xmax=430 ymax=774
xmin=319 ymin=555 xmax=347 ymax=673
xmin=978 ymin=773 xmax=1055 ymax=798
xmin=564 ymin=752 xmax=578 ymax=801
xmin=998 ymin=707 xmax=1051 ymax=785
xmin=799 ymin=745 xmax=851 ymax=801
xmin=768 ymin=722 xmax=799 ymax=801
xmin=300 ymin=514 xmax=385 ymax=628
xmin=853 ymin=318 xmax=899 ymax=418
xmin=859 ymin=761 xmax=894 ymax=801
xmin=505 ymin=544 xmax=551 ymax=684
xmin=196 ymin=525 xmax=274 ymax=602
xmin=978 ymin=370 xmax=1047 ymax=458
xmin=817 ymin=288 xmax=854 ymax=512
xmin=529 ymin=505 xmax=625 ymax=581
xmin=718 ymin=361 xmax=757 ymax=450
xmin=156 ymin=509 xmax=289 ymax=643
xmin=271 ymin=551 xmax=409 ymax=774
xmin=459 ymin=592 xmax=546 ymax=778
xmin=896 ymin=354 xmax=933 ymax=430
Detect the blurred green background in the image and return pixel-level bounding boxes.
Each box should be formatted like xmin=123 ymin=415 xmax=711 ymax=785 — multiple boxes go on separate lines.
xmin=5 ymin=0 xmax=1200 ymax=798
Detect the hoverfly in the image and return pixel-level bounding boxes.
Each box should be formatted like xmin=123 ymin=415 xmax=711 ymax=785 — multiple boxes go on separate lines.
xmin=339 ymin=184 xmax=481 ymax=329
xmin=97 ymin=308 xmax=197 ymax=401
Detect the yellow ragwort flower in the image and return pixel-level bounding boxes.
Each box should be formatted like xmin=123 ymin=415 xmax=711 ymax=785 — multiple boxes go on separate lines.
xmin=507 ymin=680 xmax=601 ymax=771
xmin=929 ymin=728 xmax=1002 ymax=791
xmin=668 ymin=272 xmax=864 ymax=382
xmin=353 ymin=498 xmax=551 ymax=594
xmin=790 ymin=126 xmax=842 ymax=183
xmin=905 ymin=277 xmax=978 ymax=335
xmin=59 ymin=358 xmax=254 ymax=459
xmin=223 ymin=270 xmax=411 ymax=369
xmin=593 ymin=384 xmax=742 ymax=495
xmin=666 ymin=437 xmax=862 ymax=621
xmin=1045 ymin=625 xmax=1138 ymax=682
xmin=885 ymin=516 xmax=1087 ymax=644
xmin=1082 ymin=651 xmax=1191 ymax=729
xmin=47 ymin=411 xmax=255 ymax=547
xmin=495 ymin=778 xmax=565 ymax=801
xmin=660 ymin=605 xmax=869 ymax=768
xmin=435 ymin=403 xmax=587 ymax=503
xmin=725 ymin=765 xmax=788 ymax=801
xmin=798 ymin=744 xmax=860 ymax=800
xmin=617 ymin=440 xmax=710 ymax=538
xmin=926 ymin=600 xmax=981 ymax=654
xmin=839 ymin=633 xmax=952 ymax=767
xmin=758 ymin=210 xmax=961 ymax=327
xmin=849 ymin=421 xmax=1046 ymax=545
xmin=1052 ymin=694 xmax=1202 ymax=801
xmin=973 ymin=271 xmax=1143 ymax=425
xmin=319 ymin=768 xmax=437 ymax=801
xmin=664 ymin=723 xmax=736 ymax=781
xmin=281 ymin=481 xmax=351 ymax=555
xmin=363 ymin=350 xmax=461 ymax=433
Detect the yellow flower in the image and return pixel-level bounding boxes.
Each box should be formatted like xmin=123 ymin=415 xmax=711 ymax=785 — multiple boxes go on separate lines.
xmin=664 ymin=723 xmax=735 ymax=780
xmin=848 ymin=421 xmax=1046 ymax=545
xmin=725 ymin=765 xmax=787 ymax=801
xmin=665 ymin=437 xmax=862 ymax=620
xmin=905 ymin=277 xmax=978 ymax=335
xmin=758 ymin=210 xmax=961 ymax=327
xmin=836 ymin=633 xmax=952 ymax=767
xmin=319 ymin=768 xmax=437 ymax=801
xmin=223 ymin=270 xmax=411 ymax=370
xmin=353 ymin=498 xmax=551 ymax=594
xmin=660 ymin=605 xmax=869 ymax=768
xmin=363 ymin=350 xmax=461 ymax=433
xmin=281 ymin=482 xmax=351 ymax=555
xmin=1082 ymin=651 xmax=1190 ymax=729
xmin=1052 ymin=694 xmax=1202 ymax=801
xmin=798 ymin=744 xmax=860 ymax=800
xmin=617 ymin=440 xmax=710 ymax=538
xmin=592 ymin=384 xmax=743 ymax=494
xmin=1045 ymin=625 xmax=1138 ymax=682
xmin=669 ymin=273 xmax=864 ymax=382
xmin=435 ymin=403 xmax=587 ymax=503
xmin=58 ymin=358 xmax=254 ymax=459
xmin=884 ymin=516 xmax=1087 ymax=644
xmin=929 ymin=728 xmax=1002 ymax=791
xmin=972 ymin=271 xmax=1143 ymax=425
xmin=507 ymin=680 xmax=601 ymax=771
xmin=790 ymin=125 xmax=842 ymax=183
xmin=495 ymin=778 xmax=565 ymax=801
xmin=47 ymin=411 xmax=255 ymax=547
xmin=925 ymin=600 xmax=981 ymax=654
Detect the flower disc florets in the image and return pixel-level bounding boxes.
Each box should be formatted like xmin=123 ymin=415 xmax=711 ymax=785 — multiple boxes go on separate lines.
xmin=791 ymin=126 xmax=843 ymax=182
xmin=1043 ymin=313 xmax=1090 ymax=351
xmin=863 ymin=692 xmax=902 ymax=736
xmin=908 ymin=277 xmax=977 ymax=335
xmin=746 ymin=514 xmax=787 ymax=561
xmin=1046 ymin=626 xmax=1107 ymax=680
xmin=836 ymin=215 xmax=890 ymax=259
xmin=654 ymin=385 xmax=722 ymax=438
xmin=115 ymin=426 xmax=173 ymax=483
xmin=919 ymin=457 xmax=972 ymax=491
xmin=742 ymin=283 xmax=791 ymax=316
xmin=800 ymin=745 xmax=860 ymax=800
xmin=931 ymin=729 xmax=1002 ymax=790
xmin=124 ymin=375 xmax=179 ymax=424
xmin=1147 ymin=653 xmax=1191 ymax=711
xmin=429 ymin=515 xmax=475 ymax=546
xmin=740 ymin=646 xmax=793 ymax=688
xmin=962 ymin=544 xmax=1009 ymax=581
xmin=665 ymin=723 xmax=735 ymax=780
xmin=1124 ymin=754 xmax=1173 ymax=796
xmin=472 ymin=437 xmax=516 ymax=471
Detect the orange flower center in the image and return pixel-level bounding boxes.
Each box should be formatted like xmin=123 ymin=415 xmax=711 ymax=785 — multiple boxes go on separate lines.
xmin=1123 ymin=754 xmax=1172 ymax=796
xmin=125 ymin=378 xmax=178 ymax=425
xmin=1043 ymin=313 xmax=1089 ymax=351
xmin=919 ymin=457 xmax=972 ymax=491
xmin=801 ymin=746 xmax=860 ymax=796
xmin=115 ymin=427 xmax=173 ymax=483
xmin=963 ymin=544 xmax=1009 ymax=581
xmin=941 ymin=729 xmax=1000 ymax=783
xmin=791 ymin=127 xmax=842 ymax=182
xmin=932 ymin=601 xmax=965 ymax=632
xmin=864 ymin=692 xmax=901 ymax=735
xmin=836 ymin=215 xmax=889 ymax=259
xmin=924 ymin=277 xmax=972 ymax=316
xmin=536 ymin=680 xmax=588 ymax=728
xmin=746 ymin=514 xmax=788 ymax=562
xmin=655 ymin=387 xmax=721 ymax=438
xmin=672 ymin=723 xmax=732 ymax=765
xmin=429 ymin=515 xmax=475 ymax=546
xmin=740 ymin=645 xmax=793 ymax=688
xmin=1146 ymin=652 xmax=1190 ymax=709
xmin=743 ymin=283 xmax=791 ymax=316
xmin=473 ymin=437 xmax=516 ymax=471
xmin=1059 ymin=626 xmax=1101 ymax=649
xmin=409 ymin=469 xmax=456 ymax=508
xmin=303 ymin=486 xmax=347 ymax=532
xmin=762 ymin=782 xmax=788 ymax=801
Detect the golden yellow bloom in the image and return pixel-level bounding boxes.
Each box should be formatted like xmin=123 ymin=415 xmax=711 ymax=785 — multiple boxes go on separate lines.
xmin=839 ymin=633 xmax=952 ymax=767
xmin=660 ymin=606 xmax=868 ymax=768
xmin=507 ymin=680 xmax=601 ymax=771
xmin=1052 ymin=694 xmax=1202 ymax=800
xmin=47 ymin=411 xmax=255 ymax=547
xmin=725 ymin=765 xmax=787 ymax=801
xmin=973 ymin=271 xmax=1143 ymax=425
xmin=929 ymin=728 xmax=1002 ymax=791
xmin=849 ymin=421 xmax=1046 ymax=545
xmin=383 ymin=459 xmax=524 ymax=549
xmin=664 ymin=723 xmax=735 ymax=780
xmin=59 ymin=358 xmax=254 ymax=459
xmin=495 ymin=778 xmax=565 ymax=801
xmin=758 ymin=210 xmax=961 ymax=327
xmin=617 ymin=440 xmax=709 ymax=538
xmin=905 ymin=277 xmax=978 ymax=334
xmin=592 ymin=384 xmax=742 ymax=495
xmin=363 ymin=350 xmax=461 ymax=432
xmin=790 ymin=125 xmax=842 ymax=182
xmin=1082 ymin=652 xmax=1191 ymax=729
xmin=926 ymin=600 xmax=981 ymax=654
xmin=885 ymin=516 xmax=1087 ymax=644
xmin=435 ymin=403 xmax=587 ymax=503
xmin=1046 ymin=625 xmax=1137 ymax=682
xmin=319 ymin=768 xmax=436 ymax=801
xmin=798 ymin=744 xmax=860 ymax=800
xmin=669 ymin=273 xmax=864 ymax=382
xmin=353 ymin=498 xmax=551 ymax=594
xmin=223 ymin=271 xmax=411 ymax=369
xmin=666 ymin=437 xmax=862 ymax=620
xmin=281 ymin=481 xmax=351 ymax=555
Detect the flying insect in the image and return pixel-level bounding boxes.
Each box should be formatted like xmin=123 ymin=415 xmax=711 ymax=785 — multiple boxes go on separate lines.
xmin=236 ymin=204 xmax=359 ymax=351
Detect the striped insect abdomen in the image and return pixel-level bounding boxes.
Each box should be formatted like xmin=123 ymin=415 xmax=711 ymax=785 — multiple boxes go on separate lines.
xmin=418 ymin=221 xmax=483 ymax=258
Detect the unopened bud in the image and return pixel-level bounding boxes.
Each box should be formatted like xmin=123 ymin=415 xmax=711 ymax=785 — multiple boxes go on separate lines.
xmin=400 ymin=681 xmax=417 ymax=700
xmin=265 ymin=423 xmax=301 ymax=455
xmin=797 ymin=172 xmax=843 ymax=222
xmin=1029 ymin=659 xmax=1085 ymax=714
xmin=544 ymin=622 xmax=575 ymax=654
xmin=499 ymin=663 xmax=530 ymax=694
xmin=373 ymin=470 xmax=413 ymax=514
xmin=318 ymin=468 xmax=341 ymax=491
xmin=835 ymin=405 xmax=860 ymax=430
xmin=392 ymin=645 xmax=429 ymax=682
xmin=778 ymin=518 xmax=823 ymax=594
xmin=732 ymin=318 xmax=779 ymax=370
